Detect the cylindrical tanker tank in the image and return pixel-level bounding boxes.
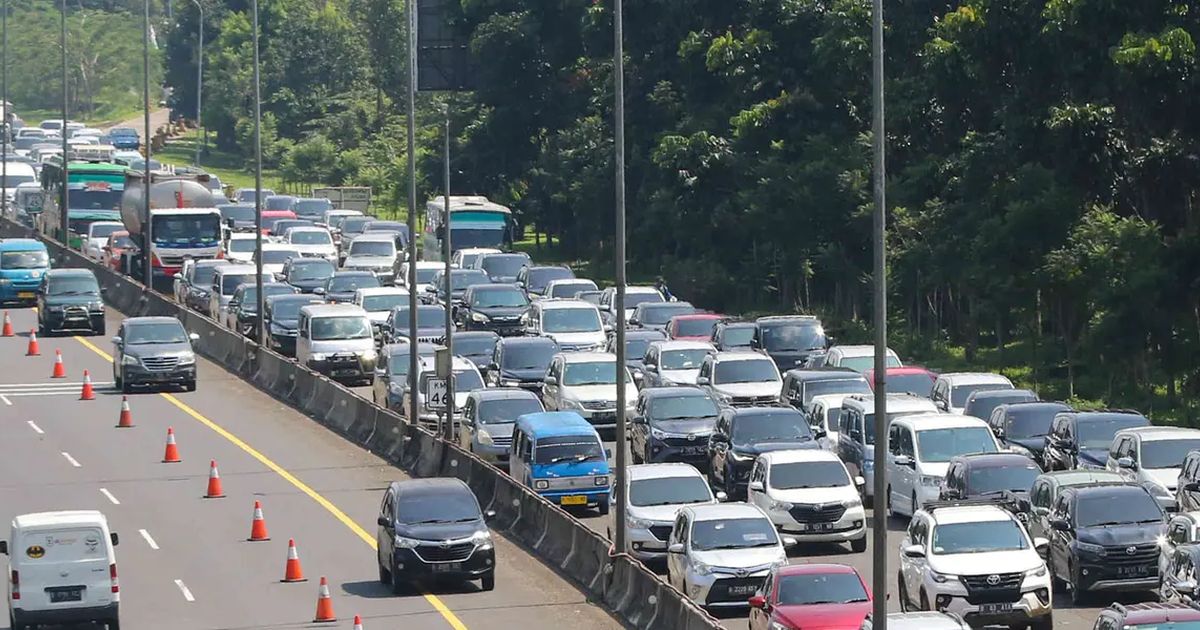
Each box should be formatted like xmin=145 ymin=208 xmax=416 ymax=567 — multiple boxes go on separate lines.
xmin=120 ymin=171 xmax=217 ymax=242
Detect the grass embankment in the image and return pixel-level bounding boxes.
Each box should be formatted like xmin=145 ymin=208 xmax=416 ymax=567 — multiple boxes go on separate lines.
xmin=21 ymin=105 xmax=144 ymax=130
xmin=157 ymin=129 xmax=322 ymax=195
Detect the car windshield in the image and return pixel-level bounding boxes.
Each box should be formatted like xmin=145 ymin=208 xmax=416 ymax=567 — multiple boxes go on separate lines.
xmin=477 ymin=398 xmax=543 ymax=424
xmin=1077 ymin=415 xmax=1149 ymax=450
xmin=349 ymin=241 xmax=394 ymax=257
xmin=965 ymin=391 xmax=1037 ymax=420
xmin=691 ymin=517 xmax=778 ymax=551
xmin=968 ymin=464 xmax=1041 ymax=495
xmin=528 ymin=267 xmax=574 ymax=292
xmin=1141 ymin=439 xmax=1200 ymax=469
xmin=47 ymin=276 xmax=100 ymax=295
xmin=293 ymin=199 xmax=331 ymax=216
xmin=648 ymin=394 xmax=720 ymax=420
xmin=396 ymin=491 xmax=480 ymax=525
xmin=501 ymin=344 xmax=557 ymax=370
xmin=270 ymin=299 xmax=319 ymax=321
xmin=394 ymin=306 xmax=446 ymax=329
xmin=840 ymin=354 xmax=902 ymax=372
xmin=311 ymin=316 xmax=372 ymax=340
xmin=674 ymin=318 xmax=719 ymax=338
xmin=453 ymin=367 xmax=485 ymax=392
xmin=760 ymin=323 xmax=826 ymax=352
xmin=223 ymin=273 xmax=266 ymax=293
xmin=916 ymin=427 xmax=998 ymax=463
xmin=776 ymin=573 xmax=869 ymax=606
xmin=548 ymin=281 xmax=596 ymax=298
xmin=563 ymin=361 xmax=629 ymax=386
xmin=534 ymin=435 xmax=604 ymax=465
xmin=1004 ymin=405 xmax=1067 ymax=439
xmin=328 ymin=274 xmax=380 ymax=293
xmin=1076 ymin=491 xmax=1163 ymax=527
xmin=455 ymin=336 xmax=497 ymax=357
xmin=341 ymin=217 xmax=372 ymax=234
xmin=862 ymin=412 xmax=924 ymax=445
xmin=885 ymin=372 xmax=936 ymax=398
xmin=237 ymin=285 xmax=295 ymax=307
xmin=719 ymin=326 xmax=755 ymax=348
xmin=629 ymin=476 xmax=712 ymax=507
xmin=931 ymin=520 xmax=1028 ymax=554
xmin=624 ymin=290 xmax=664 ymax=309
xmin=732 ymin=412 xmax=813 ymax=445
xmin=950 ymin=382 xmax=1012 ymax=407
xmin=327 ymin=214 xmax=358 ymax=229
xmin=362 ymin=294 xmax=408 ymax=312
xmin=219 ymin=205 xmax=256 ymax=222
xmin=770 ymin=461 xmax=849 ymax=489
xmin=661 ymin=349 xmax=710 ymax=370
xmin=288 ymin=260 xmax=335 ymax=281
xmin=543 ymin=308 xmax=601 ymax=333
xmin=480 ymin=254 xmax=529 ymax=278
xmin=125 ymin=322 xmax=188 ymax=344
xmin=472 ymin=287 xmax=528 ymax=308
xmin=290 ymin=231 xmax=331 ymax=245
xmin=451 ymin=270 xmax=490 ymax=291
xmin=625 ymin=337 xmax=660 ymax=361
xmin=192 ymin=265 xmax=223 ymax=286
xmin=89 ymin=223 xmax=121 ymax=238
xmin=257 ymin=250 xmax=297 ymax=265
xmin=415 ymin=268 xmax=439 ymax=284
xmin=264 ymin=197 xmax=295 ymax=211
xmin=227 ymin=239 xmax=256 ymax=253
xmin=713 ymin=359 xmax=778 ymax=384
xmin=0 ymin=250 xmax=48 ymax=269
xmin=638 ymin=303 xmax=695 ymax=326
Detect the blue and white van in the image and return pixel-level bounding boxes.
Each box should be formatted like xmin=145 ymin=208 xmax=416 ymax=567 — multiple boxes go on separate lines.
xmin=0 ymin=239 xmax=50 ymax=304
xmin=509 ymin=411 xmax=612 ymax=514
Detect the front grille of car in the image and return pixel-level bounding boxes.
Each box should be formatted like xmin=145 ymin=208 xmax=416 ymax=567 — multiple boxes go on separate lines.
xmin=546 ymin=476 xmax=604 ymax=491
xmin=731 ymin=395 xmax=779 ymax=406
xmin=413 ymin=542 xmax=475 ymax=563
xmin=326 ymin=354 xmax=360 ymax=369
xmin=960 ymin=572 xmax=1023 ymax=604
xmin=705 ymin=577 xmax=766 ymax=604
xmin=788 ymin=503 xmax=847 ymax=523
xmin=489 ymin=435 xmax=512 ymax=447
xmin=581 ymin=400 xmax=613 ymax=411
xmin=158 ymin=254 xmax=185 ymax=266
xmin=141 ymin=356 xmax=180 ymax=371
xmin=61 ymin=305 xmax=89 ymax=318
xmin=1104 ymin=543 xmax=1159 ymax=565
xmin=662 ymin=434 xmax=710 ymax=448
xmin=649 ymin=525 xmax=673 ymax=542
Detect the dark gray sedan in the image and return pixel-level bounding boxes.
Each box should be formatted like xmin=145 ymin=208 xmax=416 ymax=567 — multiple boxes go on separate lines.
xmin=111 ymin=316 xmax=199 ymax=393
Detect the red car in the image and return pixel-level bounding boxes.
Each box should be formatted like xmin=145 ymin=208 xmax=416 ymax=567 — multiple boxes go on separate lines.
xmin=102 ymin=230 xmax=134 ymax=272
xmin=666 ymin=313 xmax=724 ymax=341
xmin=864 ymin=366 xmax=937 ymax=399
xmin=1093 ymin=602 xmax=1200 ymax=628
xmin=748 ymin=564 xmax=872 ymax=630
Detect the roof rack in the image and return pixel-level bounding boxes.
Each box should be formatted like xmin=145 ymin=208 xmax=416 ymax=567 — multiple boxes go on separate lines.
xmin=1076 ymin=407 xmax=1143 ymax=415
xmin=922 ymin=493 xmax=1029 ymax=519
xmin=755 ymin=314 xmax=819 ymax=322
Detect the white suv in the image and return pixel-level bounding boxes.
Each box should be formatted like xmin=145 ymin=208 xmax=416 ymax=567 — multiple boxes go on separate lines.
xmin=886 ymin=413 xmax=1001 ymax=518
xmin=696 ymin=351 xmax=782 ymax=407
xmin=541 ymin=352 xmax=638 ymax=431
xmin=821 ymin=344 xmax=902 ymax=372
xmin=524 ymin=299 xmax=607 ymax=352
xmin=1108 ymin=426 xmax=1200 ymax=500
xmin=621 ymin=463 xmax=722 ymax=561
xmin=667 ymin=503 xmax=794 ymax=610
xmin=898 ymin=503 xmax=1052 ymax=630
xmin=931 ymin=372 xmax=1014 ymax=414
xmin=747 ymin=449 xmax=867 ymax=552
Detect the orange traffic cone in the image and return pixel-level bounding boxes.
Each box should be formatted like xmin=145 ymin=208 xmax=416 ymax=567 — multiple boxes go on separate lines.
xmin=312 ymin=576 xmax=336 ymax=623
xmin=51 ymin=350 xmax=66 ymax=378
xmin=204 ymin=460 xmax=225 ymax=498
xmin=1 ymin=311 xmax=13 ymax=337
xmin=281 ymin=538 xmax=307 ymax=582
xmin=247 ymin=500 xmax=270 ymax=541
xmin=162 ymin=427 xmax=181 ymax=463
xmin=353 ymin=614 xmax=364 ymax=630
xmin=79 ymin=370 xmax=95 ymax=400
xmin=116 ymin=396 xmax=134 ymax=428
xmin=25 ymin=329 xmax=38 ymax=356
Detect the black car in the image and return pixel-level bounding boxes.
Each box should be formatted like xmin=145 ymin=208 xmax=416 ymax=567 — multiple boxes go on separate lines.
xmin=516 ymin=265 xmax=575 ymax=299
xmin=630 ymin=301 xmax=695 ymax=332
xmin=384 ymin=304 xmax=446 ymax=344
xmin=425 ymin=269 xmax=491 ymax=307
xmin=111 ymin=316 xmax=199 ymax=392
xmin=270 ymin=218 xmax=314 ymax=237
xmin=939 ymin=452 xmax=1041 ymax=504
xmin=987 ymin=401 xmax=1073 ymax=462
xmin=372 ymin=342 xmax=439 ymax=410
xmin=751 ymin=315 xmax=830 ymax=370
xmin=473 ymin=252 xmax=531 ymax=284
xmin=216 ymin=203 xmax=257 ymax=231
xmin=1042 ymin=410 xmax=1151 ymax=471
xmin=780 ymin=367 xmax=871 ymax=411
xmin=264 ymin=293 xmax=324 ymax=355
xmin=1046 ymin=483 xmax=1165 ymax=605
xmin=178 ymin=259 xmax=230 ymax=312
xmin=605 ymin=328 xmax=667 ymax=373
xmin=962 ymin=388 xmax=1039 ymax=421
xmin=375 ymin=478 xmax=496 ymax=592
xmin=630 ymin=387 xmax=721 ymax=467
xmin=707 ymin=406 xmax=820 ymax=499
xmin=292 ymin=197 xmax=333 ymax=221
xmin=229 ymin=282 xmax=299 ymax=339
xmin=280 ymin=256 xmax=335 ymax=293
xmin=456 ymin=284 xmax=528 ymax=335
xmin=36 ymin=269 xmax=105 ymax=335
xmin=317 ymin=270 xmax=379 ymax=303
xmin=710 ymin=320 xmax=756 ymax=352
xmin=454 ymin=331 xmax=500 ymax=369
xmin=484 ymin=336 xmax=559 ymax=390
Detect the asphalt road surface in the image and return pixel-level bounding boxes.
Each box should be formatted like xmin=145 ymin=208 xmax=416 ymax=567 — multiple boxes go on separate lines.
xmin=0 ymin=305 xmax=621 ymax=630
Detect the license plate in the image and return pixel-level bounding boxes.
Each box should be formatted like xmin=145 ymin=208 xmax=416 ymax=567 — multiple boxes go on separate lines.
xmin=680 ymin=446 xmax=705 ymax=455
xmin=17 ymin=292 xmax=34 ymax=299
xmin=431 ymin=562 xmax=462 ymax=573
xmin=1118 ymin=565 xmax=1149 ymax=576
xmin=979 ymin=603 xmax=1012 ymax=614
xmin=47 ymin=587 xmax=83 ymax=603
xmin=560 ymin=495 xmax=588 ymax=506
xmin=332 ymin=369 xmax=358 ymax=376
xmin=804 ymin=522 xmax=835 ymax=532
xmin=728 ymin=585 xmax=757 ymax=595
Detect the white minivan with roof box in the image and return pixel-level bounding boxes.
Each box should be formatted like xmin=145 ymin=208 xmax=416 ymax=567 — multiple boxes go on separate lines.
xmin=3 ymin=510 xmax=120 ymax=630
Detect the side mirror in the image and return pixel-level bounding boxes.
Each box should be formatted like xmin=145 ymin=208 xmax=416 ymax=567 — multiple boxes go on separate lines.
xmin=902 ymin=544 xmax=924 ymax=558
xmin=1033 ymin=506 xmax=1050 ymax=517
xmin=748 ymin=594 xmax=766 ymax=609
xmin=604 ymin=448 xmax=613 ymax=459
xmin=696 ymin=376 xmax=709 ymax=385
xmin=1118 ymin=456 xmax=1137 ymax=470
xmin=854 ymin=476 xmax=866 ymax=487
xmin=1049 ymin=518 xmax=1070 ymax=532
xmin=667 ymin=543 xmax=684 ymax=554
xmin=189 ymin=333 xmax=200 ymax=341
xmin=715 ymin=491 xmax=728 ymax=502
xmin=313 ymin=287 xmax=325 ymax=295
xmin=0 ymin=540 xmax=7 ymax=555
xmin=849 ymin=429 xmax=863 ymax=442
xmin=643 ymin=364 xmax=658 ymax=373
xmin=748 ymin=480 xmax=764 ymax=492
xmin=1033 ymin=537 xmax=1049 ymax=551
xmin=111 ymin=335 xmax=122 ymax=346
xmin=110 ymin=532 xmax=119 ymax=546
xmin=935 ymin=399 xmax=948 ymax=411
xmin=781 ymin=536 xmax=798 ymax=547
xmin=173 ymin=272 xmax=183 ymax=280
xmin=895 ymin=455 xmax=914 ymax=468
xmin=631 ymin=416 xmax=646 ymax=425
xmin=488 ymin=362 xmax=499 ymax=372
xmin=376 ymin=516 xmax=389 ymax=527
xmin=993 ymin=426 xmax=1005 ymax=438
xmin=603 ymin=324 xmax=613 ymax=333
xmin=484 ymin=510 xmax=497 ymax=520
xmin=543 ymin=376 xmax=558 ymax=386
xmin=1185 ymin=481 xmax=1200 ymax=492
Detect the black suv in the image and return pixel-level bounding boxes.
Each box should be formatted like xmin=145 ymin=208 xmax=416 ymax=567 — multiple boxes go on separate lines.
xmin=751 ymin=315 xmax=830 ymax=370
xmin=987 ymin=401 xmax=1073 ymax=462
xmin=629 ymin=386 xmax=721 ymax=467
xmin=709 ymin=320 xmax=755 ymax=352
xmin=375 ymin=478 xmax=496 ymax=593
xmin=706 ymin=406 xmax=820 ymax=499
xmin=1046 ymin=483 xmax=1165 ymax=605
xmin=454 ymin=284 xmax=528 ymax=335
xmin=1042 ymin=410 xmax=1151 ymax=471
xmin=37 ymin=268 xmax=105 ymax=335
xmin=939 ymin=452 xmax=1041 ymax=504
xmin=780 ymin=367 xmax=870 ymax=412
xmin=229 ymin=282 xmax=297 ymax=339
xmin=279 ymin=256 xmax=335 ymax=293
xmin=484 ymin=336 xmax=559 ymax=390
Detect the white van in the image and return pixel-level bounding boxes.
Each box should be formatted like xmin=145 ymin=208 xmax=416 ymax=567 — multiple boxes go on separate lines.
xmin=3 ymin=510 xmax=120 ymax=629
xmin=523 ymin=298 xmax=607 ymax=352
xmin=295 ymin=304 xmax=377 ymax=384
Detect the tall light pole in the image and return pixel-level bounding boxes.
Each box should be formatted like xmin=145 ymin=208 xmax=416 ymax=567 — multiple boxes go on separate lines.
xmin=189 ymin=0 xmax=203 ymax=166
xmin=251 ymin=0 xmax=264 ymax=339
xmin=2 ymin=0 xmax=8 ymax=215
xmin=441 ymin=106 xmax=454 ymax=441
xmin=405 ymin=0 xmax=419 ymax=429
xmin=611 ymin=0 xmax=629 ymax=555
xmin=869 ymin=0 xmax=889 ymax=626
xmin=59 ymin=0 xmax=68 ymax=242
xmin=142 ymin=0 xmax=152 ymax=287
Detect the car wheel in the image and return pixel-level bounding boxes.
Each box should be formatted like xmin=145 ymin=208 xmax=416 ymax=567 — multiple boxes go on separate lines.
xmin=390 ymin=563 xmax=405 ymax=595
xmin=184 ymin=380 xmax=197 ymax=392
xmin=919 ymin=590 xmax=930 ymax=611
xmin=378 ymin=559 xmax=391 ymax=585
xmin=107 ymin=618 xmax=121 ymax=630
xmin=481 ymin=571 xmax=495 ymax=591
xmin=896 ymin=574 xmax=910 ymax=612
xmin=121 ymin=372 xmax=133 ymax=394
xmin=597 ymin=498 xmax=610 ymax=516
xmin=1069 ymin=564 xmax=1087 ymax=606
xmin=850 ymin=534 xmax=867 ymax=553
xmin=1029 ymin=613 xmax=1053 ymax=630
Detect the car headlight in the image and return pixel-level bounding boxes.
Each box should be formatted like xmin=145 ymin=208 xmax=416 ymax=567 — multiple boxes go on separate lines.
xmin=393 ymin=534 xmax=419 ymax=549
xmin=500 ymin=378 xmax=521 ymax=387
xmin=626 ymin=516 xmax=655 ymax=529
xmin=931 ymin=570 xmax=957 ymax=583
xmin=389 ymin=382 xmax=404 ymax=395
xmin=477 ymin=428 xmax=493 ymax=445
xmin=843 ymin=497 xmax=862 ymax=508
xmin=768 ymin=500 xmax=793 ymax=511
xmin=594 ymin=475 xmax=609 ymax=486
xmin=122 ymin=354 xmax=139 ymax=366
xmin=714 ymin=392 xmax=732 ymax=403
xmin=310 ymin=353 xmax=327 ymax=362
xmin=89 ymin=301 xmax=104 ymax=311
xmin=471 ymin=312 xmax=490 ymax=323
xmin=360 ymin=348 xmax=377 ymax=361
xmin=1025 ymin=565 xmax=1047 ymax=578
xmin=47 ymin=304 xmax=64 ymax=312
xmin=691 ymin=560 xmax=712 ymax=576
xmin=471 ymin=529 xmax=493 ymax=549
xmin=650 ymin=427 xmax=667 ymax=440
xmin=562 ymin=399 xmax=582 ymax=410
xmin=533 ymin=479 xmax=550 ymax=490
xmin=920 ymin=475 xmax=942 ymax=487
xmin=177 ymin=353 xmax=196 ymax=365
xmin=1075 ymin=541 xmax=1106 ymax=556
xmin=0 ymin=278 xmax=11 ymax=285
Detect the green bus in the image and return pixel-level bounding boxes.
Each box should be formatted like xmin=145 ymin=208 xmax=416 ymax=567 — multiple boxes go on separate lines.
xmin=38 ymin=159 xmax=127 ymax=248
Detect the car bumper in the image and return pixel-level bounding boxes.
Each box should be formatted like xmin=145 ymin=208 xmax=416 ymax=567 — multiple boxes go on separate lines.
xmin=685 ymin=570 xmax=770 ymax=608
xmin=574 ymin=407 xmax=619 ymax=429
xmin=12 ymin=603 xmax=119 ymax=625
xmin=535 ymin=488 xmax=609 ymax=508
xmin=644 ymin=440 xmax=709 ymax=467
xmin=626 ymin=524 xmax=672 ymax=560
xmin=124 ymin=364 xmax=196 ymax=385
xmin=392 ymin=546 xmax=495 ymax=580
xmin=308 ymin=358 xmax=376 ymax=380
xmin=43 ymin=310 xmax=105 ymax=332
xmin=1078 ymin=561 xmax=1159 ymax=592
xmin=0 ymin=284 xmax=40 ymax=300
xmin=766 ymin=506 xmax=867 ymax=541
xmin=270 ymin=333 xmax=298 ymax=355
xmin=937 ymin=587 xmax=1052 ymax=626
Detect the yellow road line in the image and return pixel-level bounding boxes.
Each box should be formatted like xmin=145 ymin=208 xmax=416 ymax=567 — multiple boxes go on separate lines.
xmin=73 ymin=334 xmax=469 ymax=630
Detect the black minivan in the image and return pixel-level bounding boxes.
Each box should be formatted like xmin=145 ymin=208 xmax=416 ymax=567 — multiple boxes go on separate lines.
xmin=376 ymin=478 xmax=496 ymax=592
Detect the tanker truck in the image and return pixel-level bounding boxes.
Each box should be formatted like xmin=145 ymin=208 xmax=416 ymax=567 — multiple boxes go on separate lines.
xmin=119 ymin=170 xmax=223 ymax=291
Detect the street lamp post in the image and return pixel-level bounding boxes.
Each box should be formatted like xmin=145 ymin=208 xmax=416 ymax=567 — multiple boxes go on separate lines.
xmin=190 ymin=0 xmax=203 ymax=166
xmin=441 ymin=107 xmax=454 ymax=442
xmin=612 ymin=0 xmax=628 ymax=556
xmin=251 ymin=0 xmax=264 ymax=340
xmin=59 ymin=0 xmax=68 ymax=242
xmin=142 ymin=0 xmax=151 ymax=287
xmin=869 ymin=0 xmax=889 ymax=627
xmin=405 ymin=0 xmax=419 ymax=430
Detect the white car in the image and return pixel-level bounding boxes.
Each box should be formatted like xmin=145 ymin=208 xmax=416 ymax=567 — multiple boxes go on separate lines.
xmin=353 ymin=287 xmax=411 ymax=327
xmin=821 ymin=344 xmax=903 ymax=372
xmin=747 ymin=449 xmax=867 ymax=552
xmin=396 ymin=261 xmax=443 ymax=295
xmin=886 ymin=413 xmax=1001 ymax=518
xmin=806 ymin=393 xmax=851 ymax=451
xmin=450 ymin=247 xmax=502 ymax=269
xmin=341 ymin=233 xmax=398 ymax=283
xmin=931 ymin=372 xmax=1014 ymax=414
xmin=524 ymin=298 xmax=607 ymax=352
xmin=666 ymin=503 xmax=794 ymax=610
xmin=696 ymin=351 xmax=782 ymax=407
xmin=1108 ymin=425 xmax=1200 ymax=500
xmin=541 ymin=351 xmax=638 ymax=431
xmin=837 ymin=393 xmax=940 ymax=502
xmin=621 ymin=463 xmax=723 ymax=561
xmin=542 ymin=278 xmax=599 ymax=300
xmin=403 ymin=355 xmax=486 ymax=428
xmin=860 ymin=612 xmax=971 ymax=630
xmin=640 ymin=340 xmax=714 ymax=387
xmin=253 ymin=244 xmax=301 ymax=277
xmin=284 ymin=226 xmax=337 ymax=261
xmin=897 ymin=503 xmax=1052 ymax=630
xmin=598 ymin=285 xmax=665 ymax=323
xmin=82 ymin=221 xmax=124 ymax=261
xmin=224 ymin=233 xmax=259 ymax=264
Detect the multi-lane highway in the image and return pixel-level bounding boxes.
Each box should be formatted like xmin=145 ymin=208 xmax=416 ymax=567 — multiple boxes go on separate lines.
xmin=0 ymin=305 xmax=622 ymax=629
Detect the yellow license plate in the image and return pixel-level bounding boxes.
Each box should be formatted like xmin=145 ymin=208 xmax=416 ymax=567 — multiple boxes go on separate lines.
xmin=560 ymin=495 xmax=588 ymax=506
xmin=17 ymin=292 xmax=34 ymax=298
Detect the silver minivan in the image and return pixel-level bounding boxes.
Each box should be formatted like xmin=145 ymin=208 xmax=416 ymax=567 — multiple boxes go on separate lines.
xmin=295 ymin=304 xmax=377 ymax=384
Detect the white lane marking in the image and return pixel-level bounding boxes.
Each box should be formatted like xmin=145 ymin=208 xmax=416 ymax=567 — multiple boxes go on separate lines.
xmin=26 ymin=420 xmax=43 ymax=434
xmin=174 ymin=579 xmax=195 ymax=602
xmin=99 ymin=488 xmax=120 ymax=505
xmin=0 ymin=381 xmax=114 ymax=388
xmin=61 ymin=452 xmax=81 ymax=468
xmin=0 ymin=394 xmax=10 ymax=406
xmin=139 ymin=529 xmax=159 ymax=550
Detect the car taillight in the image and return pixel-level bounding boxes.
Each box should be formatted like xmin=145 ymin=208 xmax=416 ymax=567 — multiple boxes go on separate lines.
xmin=110 ymin=563 xmax=119 ymax=593
xmin=11 ymin=569 xmax=19 ymax=599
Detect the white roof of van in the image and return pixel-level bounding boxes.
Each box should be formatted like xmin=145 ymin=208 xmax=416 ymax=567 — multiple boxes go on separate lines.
xmin=759 ymin=449 xmax=841 ymax=465
xmin=898 ymin=413 xmax=988 ymax=431
xmin=940 ymin=372 xmax=1013 ymax=386
xmin=300 ymin=304 xmax=368 ymax=318
xmin=628 ymin=463 xmax=706 ymax=481
xmin=843 ymin=394 xmax=938 ymax=414
xmin=13 ymin=510 xmax=107 ymax=530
